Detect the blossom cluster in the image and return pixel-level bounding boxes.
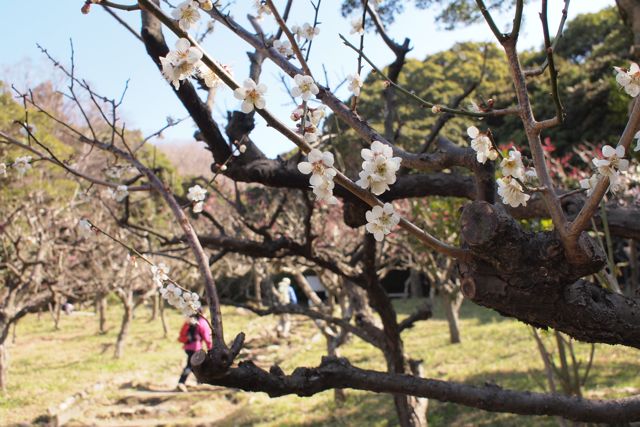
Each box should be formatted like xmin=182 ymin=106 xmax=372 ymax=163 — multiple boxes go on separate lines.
xmin=297 ymin=149 xmax=338 ymax=204
xmin=151 ymin=263 xmax=202 ymax=316
xmin=581 ymin=145 xmax=629 ymax=195
xmin=347 ymin=73 xmax=363 ymax=97
xmin=497 ymin=149 xmax=530 ymax=208
xmin=160 ymin=38 xmax=221 ymax=91
xmin=253 ymin=0 xmax=272 ymax=18
xmin=160 ymin=38 xmax=203 ymax=89
xmin=172 ymin=0 xmax=214 ymax=30
xmin=467 ymin=126 xmax=498 ymax=164
xmin=1 ymin=156 xmax=33 ymax=178
xmin=273 ymin=39 xmax=294 ymax=57
xmin=107 ymin=185 xmax=129 ymax=202
xmin=291 ymin=23 xmax=320 ymax=40
xmin=187 ymin=184 xmax=207 ymax=213
xmin=159 ymin=283 xmax=202 ymax=316
xmin=365 ymin=203 xmax=400 ymax=241
xmin=291 ymin=105 xmax=325 ymax=143
xmin=356 ymin=141 xmax=401 ymax=196
xmin=614 ymin=62 xmax=640 ymax=97
xmin=350 ymin=17 xmax=364 ymax=35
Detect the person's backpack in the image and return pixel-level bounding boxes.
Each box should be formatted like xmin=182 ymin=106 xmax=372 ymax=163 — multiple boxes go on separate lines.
xmin=186 ymin=323 xmax=199 ymax=343
xmin=178 ymin=321 xmax=200 ymax=344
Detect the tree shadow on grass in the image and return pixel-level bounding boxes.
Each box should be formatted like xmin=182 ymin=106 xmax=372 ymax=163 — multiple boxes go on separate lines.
xmin=431 ymin=361 xmax=640 ymax=427
xmin=216 ymin=391 xmax=395 ymax=427
xmin=215 ymin=387 xmax=556 ymax=427
xmin=394 ymin=298 xmax=509 ymax=325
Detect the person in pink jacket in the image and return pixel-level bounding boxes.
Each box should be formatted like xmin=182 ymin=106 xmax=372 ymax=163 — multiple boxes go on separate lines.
xmin=177 ymin=310 xmax=213 ymax=391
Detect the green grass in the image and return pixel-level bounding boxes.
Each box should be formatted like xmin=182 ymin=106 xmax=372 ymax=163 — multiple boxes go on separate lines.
xmin=1 ymin=299 xmax=639 ymax=426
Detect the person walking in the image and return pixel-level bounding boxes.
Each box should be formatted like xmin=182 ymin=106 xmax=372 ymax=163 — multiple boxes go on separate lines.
xmin=176 ymin=310 xmax=212 ymax=391
xmin=276 ymin=278 xmax=296 ymax=337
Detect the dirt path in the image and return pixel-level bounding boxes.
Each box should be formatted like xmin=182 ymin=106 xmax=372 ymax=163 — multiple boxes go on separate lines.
xmin=38 ymin=318 xmax=316 ymax=427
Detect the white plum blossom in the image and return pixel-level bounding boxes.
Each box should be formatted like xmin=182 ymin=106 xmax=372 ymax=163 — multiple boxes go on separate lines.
xmin=347 ymin=73 xmax=363 ymax=96
xmin=523 ymin=168 xmax=538 ymax=184
xmin=365 ymin=203 xmax=400 ymax=241
xmin=614 ymin=62 xmax=640 ymax=97
xmin=233 ymin=78 xmax=267 ymax=113
xmin=77 ymin=219 xmax=93 ymax=235
xmin=192 ymin=201 xmax=204 ymax=213
xmin=301 ymin=23 xmax=320 ymax=40
xmin=356 ymin=141 xmax=401 ymax=196
xmin=151 ymin=263 xmax=170 ymax=288
xmin=291 ymin=105 xmax=325 ymax=124
xmin=291 ymin=23 xmax=319 ymax=40
xmin=300 ymin=121 xmax=320 ymax=143
xmin=172 ymin=0 xmax=201 ymax=31
xmin=467 ymin=126 xmax=498 ymax=164
xmin=580 ymin=174 xmax=600 ymax=196
xmin=0 ymin=163 xmax=7 ymax=178
xmin=197 ymin=62 xmax=222 ymax=89
xmin=253 ymin=0 xmax=272 ymax=19
xmin=309 ymin=106 xmax=326 ymax=125
xmin=13 ymin=156 xmax=32 ymax=175
xmin=109 ymin=185 xmax=129 ymax=202
xmin=291 ymin=74 xmax=319 ymax=101
xmin=187 ymin=184 xmax=207 ymax=213
xmin=593 ymin=145 xmax=629 ymax=179
xmin=239 ymin=144 xmax=247 ymax=153
xmin=273 ymin=39 xmax=294 ymax=57
xmin=153 ymin=263 xmax=202 ymax=316
xmin=160 ymin=283 xmax=181 ymax=305
xmin=290 ymin=106 xmax=305 ymax=121
xmin=500 ymin=148 xmax=525 ymax=180
xmin=160 ymin=38 xmax=203 ymax=89
xmin=297 ymin=149 xmax=336 ymax=185
xmin=467 ymin=101 xmax=482 ymax=113
xmin=297 ymin=149 xmax=338 ymax=204
xmin=19 ymin=124 xmax=36 ymax=137
xmin=497 ymin=176 xmax=530 ymax=208
xmin=182 ymin=291 xmax=202 ymax=315
xmin=126 ymin=253 xmax=138 ymax=268
xmin=187 ymin=184 xmax=207 ymax=202
xmin=291 ymin=106 xmax=325 ymax=143
xmin=350 ymin=17 xmax=364 ymax=35
xmin=311 ymin=176 xmax=338 ymax=204
xmin=291 ymin=24 xmax=304 ymax=38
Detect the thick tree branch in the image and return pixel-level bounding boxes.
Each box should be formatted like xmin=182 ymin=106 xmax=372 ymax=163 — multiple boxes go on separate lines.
xmin=192 ymin=355 xmax=640 ymax=423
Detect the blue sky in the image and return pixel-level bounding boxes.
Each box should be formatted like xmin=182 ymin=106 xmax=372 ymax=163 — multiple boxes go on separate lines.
xmin=1 ymin=0 xmax=615 ymax=158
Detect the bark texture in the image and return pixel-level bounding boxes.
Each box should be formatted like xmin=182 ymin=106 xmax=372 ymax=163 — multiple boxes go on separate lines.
xmin=459 ymin=201 xmax=640 ymax=348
